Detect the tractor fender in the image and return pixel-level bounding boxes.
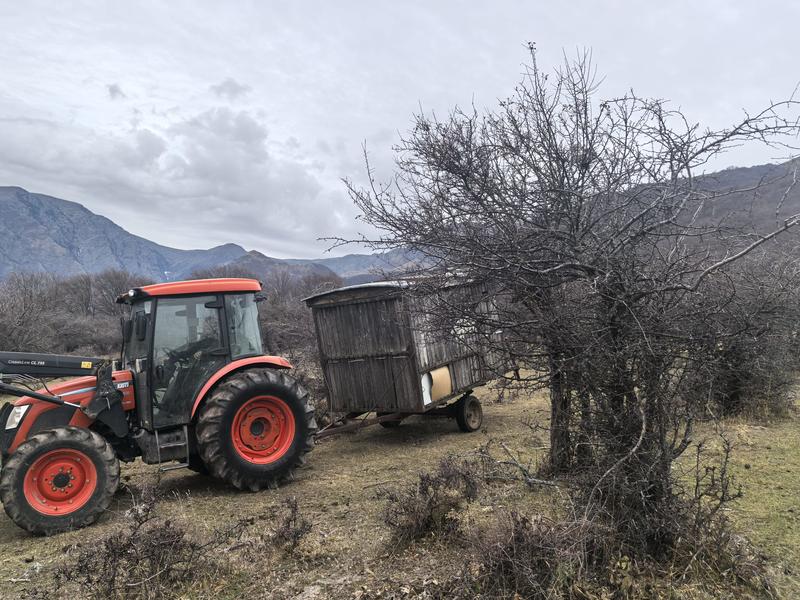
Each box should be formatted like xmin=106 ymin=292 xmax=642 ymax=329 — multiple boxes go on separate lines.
xmin=190 ymin=356 xmax=292 ymax=419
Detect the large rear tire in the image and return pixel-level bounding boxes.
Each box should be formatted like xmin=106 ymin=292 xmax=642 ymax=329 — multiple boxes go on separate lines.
xmin=0 ymin=426 xmax=120 ymax=535
xmin=196 ymin=369 xmax=317 ymax=491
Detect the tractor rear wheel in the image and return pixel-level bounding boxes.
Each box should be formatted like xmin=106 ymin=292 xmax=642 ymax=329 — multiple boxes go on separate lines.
xmin=0 ymin=426 xmax=120 ymax=535
xmin=196 ymin=369 xmax=317 ymax=491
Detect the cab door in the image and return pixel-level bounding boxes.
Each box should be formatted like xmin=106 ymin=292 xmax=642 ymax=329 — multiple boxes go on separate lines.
xmin=150 ymin=295 xmax=228 ymax=429
xmin=122 ymin=300 xmax=155 ymax=429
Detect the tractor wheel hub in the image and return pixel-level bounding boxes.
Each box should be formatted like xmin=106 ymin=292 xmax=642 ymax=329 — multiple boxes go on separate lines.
xmin=52 ymin=473 xmax=70 ymax=488
xmin=231 ymin=395 xmax=296 ymax=464
xmin=23 ymin=448 xmax=97 ymax=516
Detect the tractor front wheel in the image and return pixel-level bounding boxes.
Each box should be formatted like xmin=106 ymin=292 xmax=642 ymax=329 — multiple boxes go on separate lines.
xmin=196 ymin=369 xmax=317 ymax=491
xmin=0 ymin=426 xmax=120 ymax=535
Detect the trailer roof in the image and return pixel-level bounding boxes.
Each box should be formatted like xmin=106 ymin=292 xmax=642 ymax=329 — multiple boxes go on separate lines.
xmin=117 ymin=278 xmax=262 ymax=303
xmin=303 ymin=280 xmax=407 ymax=305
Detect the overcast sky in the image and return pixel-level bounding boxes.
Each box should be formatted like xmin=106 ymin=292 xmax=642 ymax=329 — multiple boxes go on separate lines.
xmin=1 ymin=1 xmax=798 ymax=258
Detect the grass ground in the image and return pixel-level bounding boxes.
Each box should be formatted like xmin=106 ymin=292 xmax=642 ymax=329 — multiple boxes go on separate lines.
xmin=718 ymin=417 xmax=800 ymax=596
xmin=0 ymin=387 xmax=797 ymax=598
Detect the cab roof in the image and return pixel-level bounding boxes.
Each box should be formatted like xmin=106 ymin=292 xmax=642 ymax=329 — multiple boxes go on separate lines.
xmin=117 ymin=278 xmax=261 ymax=303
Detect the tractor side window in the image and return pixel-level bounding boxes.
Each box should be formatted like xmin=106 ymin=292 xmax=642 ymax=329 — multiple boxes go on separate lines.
xmin=225 ymin=294 xmax=264 ymax=359
xmin=151 ymin=296 xmax=225 ymax=428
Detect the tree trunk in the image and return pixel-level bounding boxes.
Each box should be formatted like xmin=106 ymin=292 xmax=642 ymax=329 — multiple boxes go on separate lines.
xmin=549 ymin=352 xmax=572 ymax=472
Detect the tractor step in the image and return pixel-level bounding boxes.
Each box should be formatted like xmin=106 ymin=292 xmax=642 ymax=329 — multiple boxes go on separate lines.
xmin=153 ymin=425 xmax=191 ymax=471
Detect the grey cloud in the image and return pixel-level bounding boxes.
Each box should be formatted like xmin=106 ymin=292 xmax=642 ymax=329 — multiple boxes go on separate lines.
xmin=209 ymin=78 xmax=252 ymax=100
xmin=0 ymin=102 xmax=367 ymax=257
xmin=2 ymin=1 xmax=799 ymax=258
xmin=107 ymin=83 xmax=126 ymax=100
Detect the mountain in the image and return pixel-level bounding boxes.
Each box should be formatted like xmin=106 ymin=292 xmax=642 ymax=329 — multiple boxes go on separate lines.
xmin=695 ymin=160 xmax=800 ymax=232
xmin=0 ymin=187 xmax=250 ymax=280
xmin=0 ymin=186 xmax=388 ymax=283
xmin=6 ymin=160 xmax=793 ymax=285
xmin=285 ymin=248 xmax=423 ymax=280
xmin=223 ymin=250 xmax=339 ymax=281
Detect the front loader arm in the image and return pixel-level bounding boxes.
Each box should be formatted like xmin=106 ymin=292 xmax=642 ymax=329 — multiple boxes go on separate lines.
xmin=0 ymin=352 xmax=129 ymax=438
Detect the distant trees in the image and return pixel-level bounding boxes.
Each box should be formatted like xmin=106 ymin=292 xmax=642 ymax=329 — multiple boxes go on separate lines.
xmin=0 ymin=265 xmax=343 ymax=360
xmin=0 ymin=270 xmax=153 ymax=355
xmin=690 ymin=251 xmax=800 ymax=418
xmin=190 ymin=265 xmax=342 ymax=356
xmin=347 ymin=47 xmax=800 ymax=556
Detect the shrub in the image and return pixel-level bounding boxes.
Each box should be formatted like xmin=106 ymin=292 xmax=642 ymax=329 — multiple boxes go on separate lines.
xmin=381 ymin=455 xmax=480 ymax=545
xmin=454 ymin=511 xmax=613 ymax=599
xmin=34 ymin=487 xmax=249 ymax=600
xmin=271 ymin=496 xmax=312 ymax=553
xmin=447 ymin=435 xmax=775 ymax=600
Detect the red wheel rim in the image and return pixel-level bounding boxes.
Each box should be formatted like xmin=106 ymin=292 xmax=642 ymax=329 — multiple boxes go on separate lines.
xmin=23 ymin=449 xmax=98 ymax=516
xmin=231 ymin=395 xmax=296 ymax=464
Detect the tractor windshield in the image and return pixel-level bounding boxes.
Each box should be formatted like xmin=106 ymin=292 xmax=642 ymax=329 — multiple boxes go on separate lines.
xmin=225 ymin=293 xmax=263 ymax=358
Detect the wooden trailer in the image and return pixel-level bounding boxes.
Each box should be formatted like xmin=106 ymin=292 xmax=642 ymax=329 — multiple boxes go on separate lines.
xmin=304 ymin=281 xmax=504 ymax=435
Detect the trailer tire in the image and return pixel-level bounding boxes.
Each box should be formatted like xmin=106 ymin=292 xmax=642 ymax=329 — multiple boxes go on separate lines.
xmin=196 ymin=369 xmax=317 ymax=491
xmin=0 ymin=426 xmax=120 ymax=535
xmin=454 ymin=394 xmax=483 ymax=433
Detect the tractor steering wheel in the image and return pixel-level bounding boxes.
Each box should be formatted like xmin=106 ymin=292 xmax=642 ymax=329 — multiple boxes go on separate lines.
xmin=164 ymin=337 xmax=216 ymax=365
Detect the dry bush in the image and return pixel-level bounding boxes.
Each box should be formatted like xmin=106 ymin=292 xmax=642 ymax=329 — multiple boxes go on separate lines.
xmin=450 ymin=511 xmax=613 ymax=599
xmin=0 ymin=269 xmax=152 ymax=355
xmin=32 ymin=487 xmax=250 ymax=600
xmin=686 ymin=254 xmax=800 ymax=420
xmin=271 ymin=496 xmax=312 ymax=553
xmin=241 ymin=496 xmax=313 ymax=561
xmin=381 ymin=455 xmax=480 ymax=545
xmin=348 ymin=46 xmax=800 ymax=584
xmin=284 ymin=350 xmax=331 ymax=426
xmin=455 ymin=435 xmax=775 ymax=599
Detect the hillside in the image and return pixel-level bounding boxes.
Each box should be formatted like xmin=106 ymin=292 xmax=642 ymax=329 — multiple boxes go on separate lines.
xmin=0 ymin=187 xmax=249 ymax=281
xmin=697 ymin=160 xmax=800 ymax=231
xmin=285 ymin=247 xmax=421 ymax=278
xmin=3 ymin=161 xmax=799 ymax=284
xmin=0 ymin=187 xmax=377 ymax=282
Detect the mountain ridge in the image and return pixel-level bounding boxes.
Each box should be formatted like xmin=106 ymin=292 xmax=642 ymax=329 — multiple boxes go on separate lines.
xmin=3 ymin=160 xmax=798 ymax=284
xmin=0 ymin=186 xmax=394 ymax=283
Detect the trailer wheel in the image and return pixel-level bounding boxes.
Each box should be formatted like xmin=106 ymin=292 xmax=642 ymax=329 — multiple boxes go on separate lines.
xmin=0 ymin=426 xmax=120 ymax=535
xmin=454 ymin=394 xmax=483 ymax=433
xmin=196 ymin=369 xmax=317 ymax=491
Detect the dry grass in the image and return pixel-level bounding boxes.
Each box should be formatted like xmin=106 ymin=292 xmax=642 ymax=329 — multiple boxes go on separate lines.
xmin=0 ymin=388 xmax=797 ymax=599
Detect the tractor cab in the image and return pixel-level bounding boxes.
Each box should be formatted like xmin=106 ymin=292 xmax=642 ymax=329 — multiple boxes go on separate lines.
xmin=118 ymin=279 xmax=265 ymax=430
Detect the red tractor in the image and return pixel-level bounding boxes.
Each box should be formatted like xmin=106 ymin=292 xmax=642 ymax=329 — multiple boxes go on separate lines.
xmin=0 ymin=278 xmax=317 ymax=535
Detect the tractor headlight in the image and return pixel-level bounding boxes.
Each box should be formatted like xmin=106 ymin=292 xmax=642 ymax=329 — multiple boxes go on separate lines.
xmin=5 ymin=405 xmax=29 ymax=430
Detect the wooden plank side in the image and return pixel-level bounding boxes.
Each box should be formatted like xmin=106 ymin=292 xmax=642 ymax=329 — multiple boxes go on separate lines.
xmin=391 ymin=356 xmax=423 ymax=412
xmin=314 ymin=297 xmax=409 ymax=360
xmin=407 ymin=290 xmax=477 ymax=372
xmin=325 ymin=358 xmax=394 ymax=412
xmin=449 ymin=354 xmax=484 ymax=392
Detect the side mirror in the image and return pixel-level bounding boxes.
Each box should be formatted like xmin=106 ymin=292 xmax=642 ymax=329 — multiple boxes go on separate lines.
xmin=135 ymin=313 xmax=149 ymax=341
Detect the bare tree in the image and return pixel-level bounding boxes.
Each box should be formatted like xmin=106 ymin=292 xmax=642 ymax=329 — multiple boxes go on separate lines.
xmin=346 ymin=48 xmax=800 ymax=552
